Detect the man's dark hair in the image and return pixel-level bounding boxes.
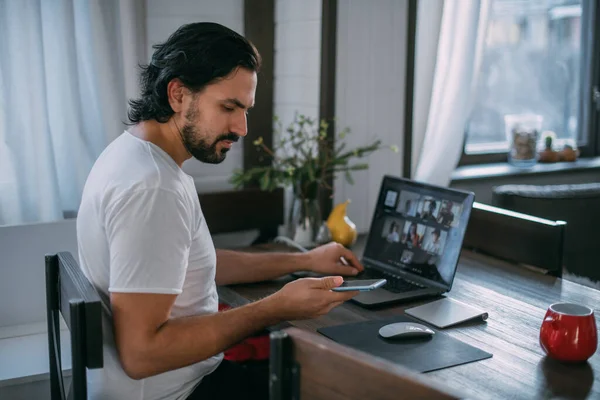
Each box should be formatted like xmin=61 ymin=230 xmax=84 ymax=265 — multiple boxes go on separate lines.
xmin=128 ymin=22 xmax=261 ymax=124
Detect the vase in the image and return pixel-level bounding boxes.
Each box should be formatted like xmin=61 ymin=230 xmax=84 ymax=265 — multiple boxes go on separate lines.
xmin=505 ymin=114 xmax=542 ymax=168
xmin=287 ymin=195 xmax=322 ymax=248
xmin=326 ymin=199 xmax=357 ymax=247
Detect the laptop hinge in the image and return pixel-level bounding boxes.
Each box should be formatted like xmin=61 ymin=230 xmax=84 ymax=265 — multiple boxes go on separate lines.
xmin=363 ymin=257 xmax=449 ymax=291
xmin=269 ymin=331 xmax=301 ymax=400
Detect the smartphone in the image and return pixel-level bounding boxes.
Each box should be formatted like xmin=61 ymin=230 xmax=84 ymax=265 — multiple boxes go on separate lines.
xmin=332 ymin=279 xmax=387 ymax=292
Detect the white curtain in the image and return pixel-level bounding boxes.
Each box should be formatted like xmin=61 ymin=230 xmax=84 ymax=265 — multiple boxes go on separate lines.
xmin=0 ymin=0 xmax=145 ymax=226
xmin=413 ymin=0 xmax=491 ymax=186
xmin=412 ymin=0 xmax=443 ymax=175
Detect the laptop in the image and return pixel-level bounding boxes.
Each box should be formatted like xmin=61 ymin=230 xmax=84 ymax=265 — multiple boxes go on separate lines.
xmin=347 ymin=175 xmax=474 ymax=308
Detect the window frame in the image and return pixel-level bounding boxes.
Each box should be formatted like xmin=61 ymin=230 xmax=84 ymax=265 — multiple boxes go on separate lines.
xmin=459 ymin=0 xmax=600 ymax=166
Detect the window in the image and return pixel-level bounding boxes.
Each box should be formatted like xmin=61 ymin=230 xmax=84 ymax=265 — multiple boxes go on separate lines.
xmin=461 ymin=0 xmax=600 ymax=165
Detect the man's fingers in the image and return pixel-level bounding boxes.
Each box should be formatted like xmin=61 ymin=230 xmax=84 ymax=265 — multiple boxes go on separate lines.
xmin=340 ymin=248 xmax=364 ymax=272
xmin=317 ymin=275 xmax=344 ymax=290
xmin=332 ymin=264 xmax=359 ymax=276
xmin=331 ymin=289 xmax=359 ymax=302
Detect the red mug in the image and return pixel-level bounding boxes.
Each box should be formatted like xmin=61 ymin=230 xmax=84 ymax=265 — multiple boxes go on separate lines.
xmin=540 ymin=302 xmax=597 ymax=362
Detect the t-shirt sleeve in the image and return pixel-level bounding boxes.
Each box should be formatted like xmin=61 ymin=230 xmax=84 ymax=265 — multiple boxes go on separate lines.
xmin=104 ymin=188 xmax=192 ymax=294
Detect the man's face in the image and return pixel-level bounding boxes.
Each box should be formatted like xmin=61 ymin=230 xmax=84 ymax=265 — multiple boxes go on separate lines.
xmin=180 ymin=67 xmax=257 ymax=164
xmin=443 ymin=201 xmax=452 ymax=212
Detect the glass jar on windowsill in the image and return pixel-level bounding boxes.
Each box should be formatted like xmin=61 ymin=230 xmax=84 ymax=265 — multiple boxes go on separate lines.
xmin=505 ymin=114 xmax=542 ymax=168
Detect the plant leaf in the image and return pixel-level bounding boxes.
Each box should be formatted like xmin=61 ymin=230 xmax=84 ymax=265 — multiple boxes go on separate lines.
xmin=345 ymin=170 xmax=354 ymax=185
xmin=229 ymin=113 xmax=396 ymax=193
xmin=260 ymin=170 xmax=271 ymax=191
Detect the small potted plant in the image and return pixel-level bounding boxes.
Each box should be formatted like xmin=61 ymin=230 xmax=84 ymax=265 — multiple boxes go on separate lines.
xmin=538 ymin=131 xmax=559 ymax=163
xmin=559 ymin=143 xmax=578 ymax=162
xmin=230 ymin=113 xmax=397 ymax=246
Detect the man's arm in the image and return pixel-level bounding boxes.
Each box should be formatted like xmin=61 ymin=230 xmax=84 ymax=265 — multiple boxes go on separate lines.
xmin=214 ymin=250 xmax=307 ymax=285
xmin=111 ymin=276 xmax=356 ymax=380
xmin=215 ymin=242 xmax=364 ymax=286
xmin=111 ymin=292 xmax=280 ymax=379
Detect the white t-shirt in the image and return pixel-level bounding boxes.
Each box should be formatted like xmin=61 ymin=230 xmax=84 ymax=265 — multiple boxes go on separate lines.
xmin=77 ymin=131 xmax=222 ymax=400
xmin=424 ymin=239 xmax=441 ymax=254
xmin=386 ymin=231 xmax=400 ymax=243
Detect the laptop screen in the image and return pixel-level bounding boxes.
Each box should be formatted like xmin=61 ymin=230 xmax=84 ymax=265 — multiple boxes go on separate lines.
xmin=362 ymin=175 xmax=474 ymax=290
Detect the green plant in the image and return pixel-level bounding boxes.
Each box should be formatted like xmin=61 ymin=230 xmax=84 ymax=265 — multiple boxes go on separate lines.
xmin=545 ymin=135 xmax=553 ymax=150
xmin=542 ymin=130 xmax=557 ymax=151
xmin=230 ymin=113 xmax=397 ymax=201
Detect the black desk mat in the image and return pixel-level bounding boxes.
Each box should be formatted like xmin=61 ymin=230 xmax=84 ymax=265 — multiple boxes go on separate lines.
xmin=318 ymin=315 xmax=492 ymax=373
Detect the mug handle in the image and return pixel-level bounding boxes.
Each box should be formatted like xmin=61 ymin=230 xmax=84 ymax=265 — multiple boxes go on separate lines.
xmin=544 ymin=316 xmax=559 ymax=330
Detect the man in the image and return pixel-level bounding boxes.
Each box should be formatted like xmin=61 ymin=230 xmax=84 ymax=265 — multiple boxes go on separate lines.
xmin=420 ymin=200 xmax=437 ymax=221
xmin=77 ymin=22 xmax=363 ymax=400
xmin=402 ymin=199 xmax=412 ymax=215
xmin=423 ymin=228 xmax=442 ymax=254
xmin=386 ymin=221 xmax=400 ymax=243
xmin=437 ymin=200 xmax=455 ymax=226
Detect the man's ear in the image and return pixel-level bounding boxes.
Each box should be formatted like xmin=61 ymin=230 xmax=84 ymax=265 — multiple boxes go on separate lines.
xmin=167 ymin=78 xmax=186 ymax=113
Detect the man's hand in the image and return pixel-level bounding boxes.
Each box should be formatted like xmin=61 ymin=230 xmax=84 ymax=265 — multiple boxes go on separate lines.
xmin=266 ymin=276 xmax=358 ymax=320
xmin=110 ymin=275 xmax=357 ymax=380
xmin=304 ymin=242 xmax=364 ymax=276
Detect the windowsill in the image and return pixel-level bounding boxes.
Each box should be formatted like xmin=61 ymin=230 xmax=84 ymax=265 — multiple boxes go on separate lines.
xmin=451 ymin=157 xmax=600 ymax=182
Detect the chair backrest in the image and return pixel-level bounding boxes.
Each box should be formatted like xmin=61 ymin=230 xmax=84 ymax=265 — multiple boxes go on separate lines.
xmin=198 ymin=187 xmax=284 ymax=244
xmin=463 ymin=202 xmax=566 ymax=276
xmin=269 ymin=327 xmax=465 ymax=400
xmin=493 ymin=183 xmax=600 ymax=282
xmin=45 ymin=252 xmax=103 ymax=400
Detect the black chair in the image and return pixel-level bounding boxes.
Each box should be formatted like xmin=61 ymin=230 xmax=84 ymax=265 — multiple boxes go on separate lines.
xmin=463 ymin=202 xmax=566 ymax=276
xmin=493 ymin=183 xmax=600 ymax=282
xmin=45 ymin=252 xmax=103 ymax=400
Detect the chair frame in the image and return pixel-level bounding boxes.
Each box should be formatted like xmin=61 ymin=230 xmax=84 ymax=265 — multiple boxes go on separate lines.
xmin=45 ymin=252 xmax=103 ymax=400
xmin=463 ymin=202 xmax=566 ymax=276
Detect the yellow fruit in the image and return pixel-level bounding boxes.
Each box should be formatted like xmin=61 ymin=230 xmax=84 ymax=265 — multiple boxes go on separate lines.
xmin=326 ymin=199 xmax=357 ymax=247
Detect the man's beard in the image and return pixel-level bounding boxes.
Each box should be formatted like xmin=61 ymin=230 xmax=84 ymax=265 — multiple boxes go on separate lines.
xmin=179 ymin=107 xmax=239 ymax=164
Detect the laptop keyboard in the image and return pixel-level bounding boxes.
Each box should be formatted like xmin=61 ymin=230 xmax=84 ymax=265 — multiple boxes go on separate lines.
xmin=358 ymin=269 xmax=426 ymax=293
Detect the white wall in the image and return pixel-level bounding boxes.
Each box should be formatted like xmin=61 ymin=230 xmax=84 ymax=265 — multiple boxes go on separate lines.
xmin=273 ymin=0 xmax=322 ymax=228
xmin=273 ymin=0 xmax=322 ymax=125
xmin=335 ymin=0 xmax=408 ymax=232
xmin=145 ymin=0 xmax=245 ymax=192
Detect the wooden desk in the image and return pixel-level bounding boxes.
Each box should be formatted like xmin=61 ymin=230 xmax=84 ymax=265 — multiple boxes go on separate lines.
xmin=218 ymin=239 xmax=600 ymax=399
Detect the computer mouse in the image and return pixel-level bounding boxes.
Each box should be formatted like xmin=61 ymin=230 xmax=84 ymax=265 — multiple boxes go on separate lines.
xmin=378 ymin=322 xmax=435 ymax=340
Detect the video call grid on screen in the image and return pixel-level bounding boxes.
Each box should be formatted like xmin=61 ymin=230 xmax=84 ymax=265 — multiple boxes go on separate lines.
xmin=367 ymin=179 xmax=469 ymax=288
